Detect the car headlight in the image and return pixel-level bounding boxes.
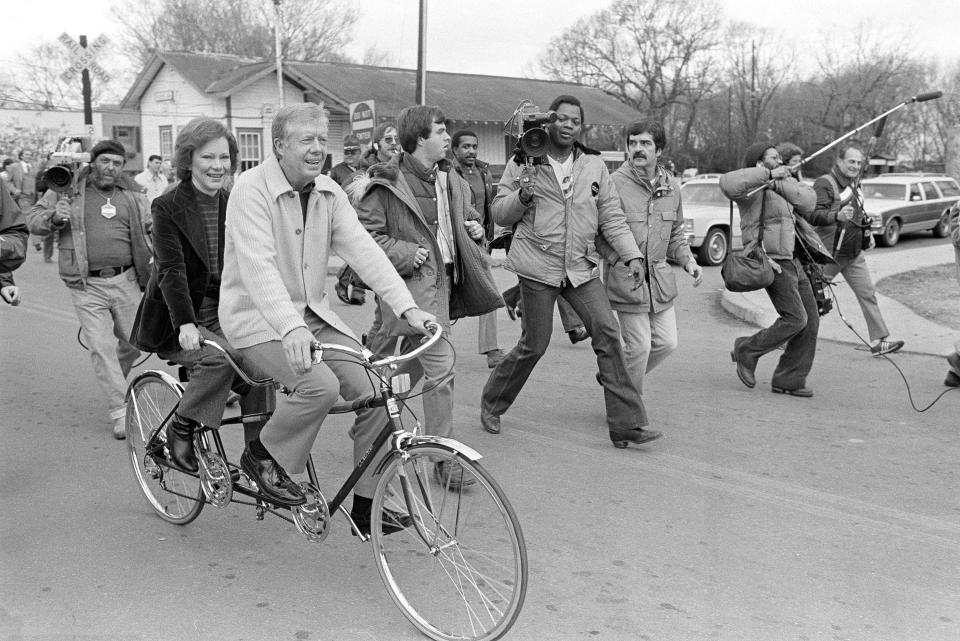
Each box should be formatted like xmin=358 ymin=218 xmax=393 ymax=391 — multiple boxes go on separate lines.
xmin=683 ymin=219 xmax=694 ymax=233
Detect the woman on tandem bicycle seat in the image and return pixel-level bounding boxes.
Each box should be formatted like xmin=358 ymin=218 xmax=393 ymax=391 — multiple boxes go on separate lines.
xmin=219 ymin=103 xmax=435 ymax=535
xmin=130 ymin=117 xmax=271 ymax=474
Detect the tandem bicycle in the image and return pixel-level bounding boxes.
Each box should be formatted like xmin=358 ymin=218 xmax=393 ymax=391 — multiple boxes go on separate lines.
xmin=123 ymin=322 xmax=528 ymax=641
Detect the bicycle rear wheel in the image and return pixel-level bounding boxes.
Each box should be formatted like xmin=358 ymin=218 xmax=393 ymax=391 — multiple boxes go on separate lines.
xmin=125 ymin=371 xmax=204 ymax=525
xmin=371 ymin=444 xmax=527 ymax=641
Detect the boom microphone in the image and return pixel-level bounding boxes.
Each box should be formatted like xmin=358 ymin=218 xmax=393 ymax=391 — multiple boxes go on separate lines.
xmin=912 ymin=91 xmax=943 ymax=103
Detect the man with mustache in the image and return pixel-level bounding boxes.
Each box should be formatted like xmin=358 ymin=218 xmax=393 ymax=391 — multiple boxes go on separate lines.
xmin=450 ymin=129 xmax=506 ymax=368
xmin=27 ymin=140 xmax=152 ymax=439
xmin=600 ymin=120 xmax=702 ymax=397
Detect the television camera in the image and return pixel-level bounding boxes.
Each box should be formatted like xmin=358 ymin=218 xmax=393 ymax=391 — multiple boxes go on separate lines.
xmin=42 ymin=136 xmax=92 ymax=194
xmin=504 ymin=100 xmax=557 ymax=165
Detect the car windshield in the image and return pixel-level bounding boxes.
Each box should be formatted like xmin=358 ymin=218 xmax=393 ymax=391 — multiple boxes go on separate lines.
xmin=681 ymin=182 xmax=726 ymax=205
xmin=861 ymin=184 xmax=904 ymax=200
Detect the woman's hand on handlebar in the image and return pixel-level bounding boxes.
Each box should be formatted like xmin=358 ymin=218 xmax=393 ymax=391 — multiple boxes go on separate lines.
xmin=178 ymin=323 xmax=202 ymax=351
xmin=402 ymin=308 xmax=438 ymax=337
xmin=282 ymin=326 xmax=317 ymax=375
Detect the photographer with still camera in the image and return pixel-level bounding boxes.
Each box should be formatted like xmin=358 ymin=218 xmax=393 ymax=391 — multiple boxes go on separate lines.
xmin=27 ymin=139 xmax=153 ymax=440
xmin=805 ymin=145 xmax=904 ymax=356
xmin=480 ymin=94 xmax=661 ymax=448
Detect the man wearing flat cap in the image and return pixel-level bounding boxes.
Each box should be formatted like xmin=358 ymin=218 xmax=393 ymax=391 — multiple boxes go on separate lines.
xmin=327 ymin=133 xmax=364 ymax=188
xmin=28 ymin=139 xmax=153 ymax=439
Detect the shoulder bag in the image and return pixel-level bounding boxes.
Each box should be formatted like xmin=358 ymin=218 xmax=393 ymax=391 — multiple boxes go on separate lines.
xmin=721 ymin=192 xmax=775 ymax=292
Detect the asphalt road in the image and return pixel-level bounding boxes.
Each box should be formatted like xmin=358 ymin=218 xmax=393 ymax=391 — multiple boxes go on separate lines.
xmin=1 ymin=241 xmax=958 ymax=641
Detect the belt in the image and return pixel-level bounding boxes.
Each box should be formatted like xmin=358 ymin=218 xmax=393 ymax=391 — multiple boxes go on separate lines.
xmin=89 ymin=265 xmax=132 ymax=278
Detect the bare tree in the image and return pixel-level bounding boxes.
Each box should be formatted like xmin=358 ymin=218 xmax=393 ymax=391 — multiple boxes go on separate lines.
xmin=725 ymin=24 xmax=795 ymax=146
xmin=0 ymin=41 xmax=128 ymax=110
xmin=111 ymin=0 xmax=358 ymax=65
xmin=537 ymin=0 xmax=723 ymax=145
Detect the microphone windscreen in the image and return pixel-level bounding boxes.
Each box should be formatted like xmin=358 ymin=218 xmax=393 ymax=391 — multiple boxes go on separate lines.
xmin=914 ymin=91 xmax=943 ymax=102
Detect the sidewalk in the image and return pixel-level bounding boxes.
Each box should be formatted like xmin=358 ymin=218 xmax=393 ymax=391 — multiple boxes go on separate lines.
xmin=721 ymin=242 xmax=957 ymax=357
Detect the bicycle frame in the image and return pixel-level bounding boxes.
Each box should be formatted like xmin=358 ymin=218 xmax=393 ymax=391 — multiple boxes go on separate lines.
xmin=175 ymin=323 xmax=477 ymax=536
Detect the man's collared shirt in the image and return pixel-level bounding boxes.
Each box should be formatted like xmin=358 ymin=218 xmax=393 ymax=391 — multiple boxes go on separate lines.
xmin=135 ymin=170 xmax=168 ymax=203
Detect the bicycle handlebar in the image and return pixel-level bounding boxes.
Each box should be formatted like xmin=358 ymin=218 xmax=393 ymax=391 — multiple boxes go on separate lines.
xmin=200 ymin=321 xmax=444 ymax=388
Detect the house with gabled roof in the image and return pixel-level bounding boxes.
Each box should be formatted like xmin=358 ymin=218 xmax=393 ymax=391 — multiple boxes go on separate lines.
xmin=120 ymin=50 xmax=641 ymax=173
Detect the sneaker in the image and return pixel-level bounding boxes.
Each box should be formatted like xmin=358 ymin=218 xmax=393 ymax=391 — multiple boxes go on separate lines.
xmin=434 ymin=459 xmax=477 ymax=491
xmin=870 ymin=339 xmax=904 ymax=356
xmin=485 ymin=349 xmax=505 ymax=368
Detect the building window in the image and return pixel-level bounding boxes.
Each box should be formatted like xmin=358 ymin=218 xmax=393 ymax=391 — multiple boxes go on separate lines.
xmin=159 ymin=126 xmax=173 ymax=160
xmin=112 ymin=126 xmax=140 ymax=155
xmin=237 ymin=129 xmax=262 ymax=172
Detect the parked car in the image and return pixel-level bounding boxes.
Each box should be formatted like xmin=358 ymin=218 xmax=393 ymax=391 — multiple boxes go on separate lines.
xmin=680 ymin=176 xmax=741 ymax=266
xmin=861 ymin=174 xmax=960 ymax=247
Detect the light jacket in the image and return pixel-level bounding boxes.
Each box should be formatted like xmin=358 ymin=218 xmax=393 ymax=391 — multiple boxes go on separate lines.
xmin=451 ymin=157 xmax=495 ymax=241
xmin=355 ymin=153 xmax=497 ymax=336
xmin=492 ymin=145 xmax=641 ymax=287
xmin=719 ymin=167 xmax=816 ymax=261
xmin=601 ymin=162 xmax=695 ymax=313
xmin=219 ymin=156 xmax=417 ymax=349
xmin=26 ymin=166 xmax=153 ymax=290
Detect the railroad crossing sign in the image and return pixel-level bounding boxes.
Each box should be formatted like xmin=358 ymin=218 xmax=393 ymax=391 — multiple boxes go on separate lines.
xmin=59 ymin=33 xmax=110 ymax=84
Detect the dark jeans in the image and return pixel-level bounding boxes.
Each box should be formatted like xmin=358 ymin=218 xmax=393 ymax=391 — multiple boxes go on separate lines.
xmin=735 ymin=257 xmax=819 ymax=389
xmin=483 ymin=276 xmax=648 ymax=431
xmin=502 ymin=282 xmax=583 ymax=332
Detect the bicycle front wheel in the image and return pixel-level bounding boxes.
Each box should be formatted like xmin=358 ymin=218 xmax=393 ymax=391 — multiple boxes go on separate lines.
xmin=371 ymin=444 xmax=527 ymax=641
xmin=125 ymin=371 xmax=204 ymax=525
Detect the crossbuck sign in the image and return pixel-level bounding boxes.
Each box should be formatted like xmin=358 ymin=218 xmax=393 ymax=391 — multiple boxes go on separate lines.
xmin=59 ymin=33 xmax=111 ymax=84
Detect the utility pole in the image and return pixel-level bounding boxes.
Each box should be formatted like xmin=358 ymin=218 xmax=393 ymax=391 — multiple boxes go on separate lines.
xmin=273 ymin=0 xmax=284 ymax=108
xmin=415 ymin=0 xmax=427 ymax=105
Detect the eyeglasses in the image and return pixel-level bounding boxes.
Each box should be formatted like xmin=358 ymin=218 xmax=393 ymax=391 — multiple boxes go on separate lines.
xmin=381 ymin=135 xmax=399 ymax=145
xmin=344 ymin=147 xmax=361 ymax=154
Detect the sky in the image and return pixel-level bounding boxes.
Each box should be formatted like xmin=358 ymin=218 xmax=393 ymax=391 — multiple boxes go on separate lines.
xmin=0 ymin=0 xmax=958 ymax=83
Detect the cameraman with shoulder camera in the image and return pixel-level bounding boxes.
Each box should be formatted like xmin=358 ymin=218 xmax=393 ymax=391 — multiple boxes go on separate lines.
xmin=805 ymin=145 xmax=904 ymax=356
xmin=27 ymin=140 xmax=153 ymax=440
xmin=480 ymin=94 xmax=661 ymax=448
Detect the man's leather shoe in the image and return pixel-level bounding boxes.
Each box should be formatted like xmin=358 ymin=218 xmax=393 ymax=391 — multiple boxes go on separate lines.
xmin=166 ymin=420 xmax=198 ymax=473
xmin=609 ymin=428 xmax=662 ymax=448
xmin=771 ymin=385 xmax=814 ymax=398
xmin=480 ymin=406 xmax=501 ymax=434
xmin=350 ymin=506 xmax=413 ymax=537
xmin=434 ymin=460 xmax=477 ymax=491
xmin=567 ymin=326 xmax=589 ymax=344
xmin=731 ymin=337 xmax=756 ymax=389
xmin=240 ymin=449 xmax=306 ymax=506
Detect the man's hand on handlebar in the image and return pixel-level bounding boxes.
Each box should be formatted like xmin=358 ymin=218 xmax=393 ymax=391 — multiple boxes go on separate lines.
xmin=402 ymin=308 xmax=437 ymax=337
xmin=282 ymin=326 xmax=317 ymax=375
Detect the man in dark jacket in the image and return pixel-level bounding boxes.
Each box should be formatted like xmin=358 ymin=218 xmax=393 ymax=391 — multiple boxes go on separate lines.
xmin=451 ymin=129 xmax=505 ymax=368
xmin=356 ymin=105 xmax=498 ymax=486
xmin=0 ymin=184 xmax=27 ymax=306
xmin=804 ymin=145 xmax=903 ymax=356
xmin=327 ymin=133 xmax=363 ymax=187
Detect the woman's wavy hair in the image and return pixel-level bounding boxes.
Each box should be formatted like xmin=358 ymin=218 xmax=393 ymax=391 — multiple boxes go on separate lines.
xmin=173 ymin=117 xmax=239 ymax=183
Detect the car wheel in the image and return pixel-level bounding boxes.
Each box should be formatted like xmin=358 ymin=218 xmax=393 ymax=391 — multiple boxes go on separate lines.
xmin=877 ymin=218 xmax=900 ymax=247
xmin=697 ymin=227 xmax=728 ymax=266
xmin=932 ymin=210 xmax=950 ymax=238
